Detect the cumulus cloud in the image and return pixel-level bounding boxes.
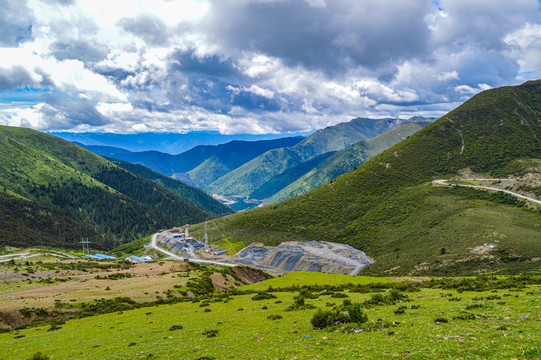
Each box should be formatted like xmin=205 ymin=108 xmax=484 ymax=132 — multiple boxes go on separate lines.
xmin=0 ymin=0 xmax=540 ymax=134
xmin=0 ymin=0 xmax=34 ymax=47
xmin=118 ymin=14 xmax=170 ymax=46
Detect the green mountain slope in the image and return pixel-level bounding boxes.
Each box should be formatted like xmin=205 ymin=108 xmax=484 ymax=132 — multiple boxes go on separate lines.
xmin=249 ymin=151 xmax=337 ymax=200
xmin=0 ymin=126 xmax=224 ymax=249
xmin=81 ymin=137 xmax=304 ymax=179
xmin=192 ymin=81 xmax=541 ymax=275
xmin=186 ymin=155 xmax=237 ymax=189
xmin=106 ymin=158 xmax=234 ymax=217
xmin=207 ymin=117 xmax=430 ymax=196
xmin=263 ymin=122 xmax=430 ymax=204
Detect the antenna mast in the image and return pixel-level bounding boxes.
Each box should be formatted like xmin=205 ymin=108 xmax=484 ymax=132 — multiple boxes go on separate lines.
xmin=204 ymin=220 xmax=208 ymax=248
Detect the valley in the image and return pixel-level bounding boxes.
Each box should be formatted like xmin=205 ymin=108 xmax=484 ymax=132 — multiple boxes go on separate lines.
xmin=2 ymin=3 xmax=541 ymax=359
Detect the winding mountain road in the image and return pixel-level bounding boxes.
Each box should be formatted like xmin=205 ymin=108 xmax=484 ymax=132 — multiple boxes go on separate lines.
xmin=433 ymin=179 xmax=541 ymax=205
xmin=149 ymin=232 xmax=237 ymax=267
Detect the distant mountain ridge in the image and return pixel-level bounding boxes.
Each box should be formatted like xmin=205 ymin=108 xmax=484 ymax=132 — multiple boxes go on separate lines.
xmin=261 ymin=121 xmax=430 ymax=204
xmin=53 ymin=130 xmax=312 ymax=154
xmin=78 ymin=137 xmax=304 ymax=185
xmin=206 ymin=116 xmax=432 ymax=196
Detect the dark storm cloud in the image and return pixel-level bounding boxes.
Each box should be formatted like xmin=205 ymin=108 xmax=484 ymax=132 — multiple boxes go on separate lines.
xmin=50 ymin=40 xmax=108 ymax=63
xmin=204 ymin=0 xmax=431 ymax=74
xmin=163 ymin=48 xmax=286 ymax=113
xmin=169 ymin=49 xmax=240 ymax=78
xmin=118 ymin=14 xmax=170 ymax=46
xmin=228 ymin=88 xmax=282 ymax=112
xmin=40 ymin=93 xmax=109 ymax=129
xmin=0 ymin=0 xmax=33 ymax=46
xmin=0 ymin=66 xmax=34 ymax=90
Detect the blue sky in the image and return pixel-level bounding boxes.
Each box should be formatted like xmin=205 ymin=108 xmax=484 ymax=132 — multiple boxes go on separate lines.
xmin=0 ymin=0 xmax=541 ymax=134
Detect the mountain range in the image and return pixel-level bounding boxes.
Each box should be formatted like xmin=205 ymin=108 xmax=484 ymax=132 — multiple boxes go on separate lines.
xmin=52 ymin=130 xmax=311 ymax=154
xmin=0 ymin=126 xmax=232 ymax=249
xmin=190 ymin=80 xmax=541 ymax=275
xmin=79 ymin=116 xmax=431 ymax=210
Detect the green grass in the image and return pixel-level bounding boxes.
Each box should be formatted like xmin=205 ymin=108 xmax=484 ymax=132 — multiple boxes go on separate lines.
xmin=243 ymin=271 xmax=397 ymax=291
xmin=1 ymin=274 xmax=539 ymax=359
xmin=215 ymin=238 xmax=246 ymax=255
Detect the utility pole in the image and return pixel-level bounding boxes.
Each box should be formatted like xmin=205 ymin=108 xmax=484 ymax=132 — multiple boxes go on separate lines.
xmin=204 ymin=220 xmax=208 ymax=248
xmin=80 ymin=238 xmax=90 ymax=256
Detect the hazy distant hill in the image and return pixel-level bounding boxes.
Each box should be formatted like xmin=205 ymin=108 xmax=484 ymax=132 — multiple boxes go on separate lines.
xmin=262 ymin=121 xmax=430 ymax=204
xmin=0 ymin=126 xmax=229 ymax=249
xmin=78 ymin=137 xmax=304 ymax=185
xmin=192 ymin=80 xmax=541 ymax=275
xmin=53 ymin=130 xmax=310 ymax=154
xmin=207 ymin=117 xmax=431 ymax=196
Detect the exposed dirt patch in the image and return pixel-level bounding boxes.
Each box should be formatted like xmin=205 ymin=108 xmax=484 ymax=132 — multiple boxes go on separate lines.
xmin=232 ymin=267 xmax=271 ymax=285
xmin=0 ymin=309 xmax=79 ymax=329
xmin=399 ymin=277 xmax=430 ymax=282
xmin=209 ymin=273 xmax=237 ymax=291
xmin=472 ymin=245 xmax=495 ymax=255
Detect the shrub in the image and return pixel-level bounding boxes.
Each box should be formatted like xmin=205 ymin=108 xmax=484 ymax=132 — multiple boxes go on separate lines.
xmin=251 ymin=292 xmax=277 ymax=301
xmin=394 ymin=306 xmax=407 ymax=315
xmin=452 ymin=312 xmax=476 ymax=320
xmin=267 ymin=314 xmax=283 ymax=320
xmin=27 ymin=352 xmax=49 ymax=360
xmin=346 ymin=303 xmax=367 ymax=323
xmin=202 ymin=329 xmax=219 ymax=338
xmin=168 ymin=325 xmax=183 ymax=331
xmin=310 ymin=309 xmax=335 ymax=329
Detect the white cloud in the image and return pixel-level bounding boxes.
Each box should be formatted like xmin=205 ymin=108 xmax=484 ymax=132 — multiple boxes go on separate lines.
xmin=0 ymin=0 xmax=540 ymax=134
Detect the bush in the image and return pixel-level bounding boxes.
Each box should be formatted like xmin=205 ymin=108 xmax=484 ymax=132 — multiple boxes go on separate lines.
xmin=251 ymin=292 xmax=277 ymax=301
xmin=169 ymin=325 xmax=183 ymax=331
xmin=347 ymin=303 xmax=368 ymax=323
xmin=202 ymin=329 xmax=219 ymax=338
xmin=394 ymin=306 xmax=407 ymax=315
xmin=267 ymin=314 xmax=283 ymax=320
xmin=27 ymin=352 xmax=49 ymax=360
xmin=434 ymin=316 xmax=449 ymax=323
xmin=310 ymin=309 xmax=335 ymax=329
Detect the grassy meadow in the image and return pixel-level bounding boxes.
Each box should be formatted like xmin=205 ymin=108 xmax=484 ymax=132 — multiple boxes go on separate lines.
xmin=0 ymin=263 xmax=540 ymax=360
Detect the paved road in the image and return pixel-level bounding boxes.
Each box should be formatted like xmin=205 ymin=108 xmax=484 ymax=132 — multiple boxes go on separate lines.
xmin=150 ymin=232 xmax=237 ymax=267
xmin=433 ymin=179 xmax=541 ymax=205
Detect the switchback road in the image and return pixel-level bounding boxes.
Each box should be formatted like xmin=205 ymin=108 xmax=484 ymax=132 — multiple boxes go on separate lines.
xmin=433 ymin=179 xmax=541 ymax=205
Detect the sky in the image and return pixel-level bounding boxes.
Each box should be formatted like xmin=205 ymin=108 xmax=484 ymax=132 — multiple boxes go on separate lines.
xmin=0 ymin=0 xmax=540 ymax=135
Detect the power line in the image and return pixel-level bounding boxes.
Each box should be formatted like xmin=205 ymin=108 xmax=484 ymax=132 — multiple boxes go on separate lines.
xmin=80 ymin=237 xmax=91 ymax=256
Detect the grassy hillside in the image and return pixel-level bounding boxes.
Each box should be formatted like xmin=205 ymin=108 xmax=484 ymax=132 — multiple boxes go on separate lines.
xmin=249 ymin=151 xmax=336 ymax=200
xmin=207 ymin=117 xmax=430 ymax=196
xmin=0 ymin=126 xmax=222 ymax=249
xmin=192 ymin=81 xmax=541 ymax=275
xmin=107 ymin=158 xmax=234 ymax=216
xmin=264 ymin=122 xmax=430 ymax=204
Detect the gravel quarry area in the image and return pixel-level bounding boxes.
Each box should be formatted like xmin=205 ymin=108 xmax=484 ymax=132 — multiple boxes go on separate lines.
xmin=231 ymin=241 xmax=373 ymax=275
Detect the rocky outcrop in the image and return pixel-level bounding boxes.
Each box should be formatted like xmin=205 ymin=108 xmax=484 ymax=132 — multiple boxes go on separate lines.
xmin=232 ymin=241 xmax=373 ymax=275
